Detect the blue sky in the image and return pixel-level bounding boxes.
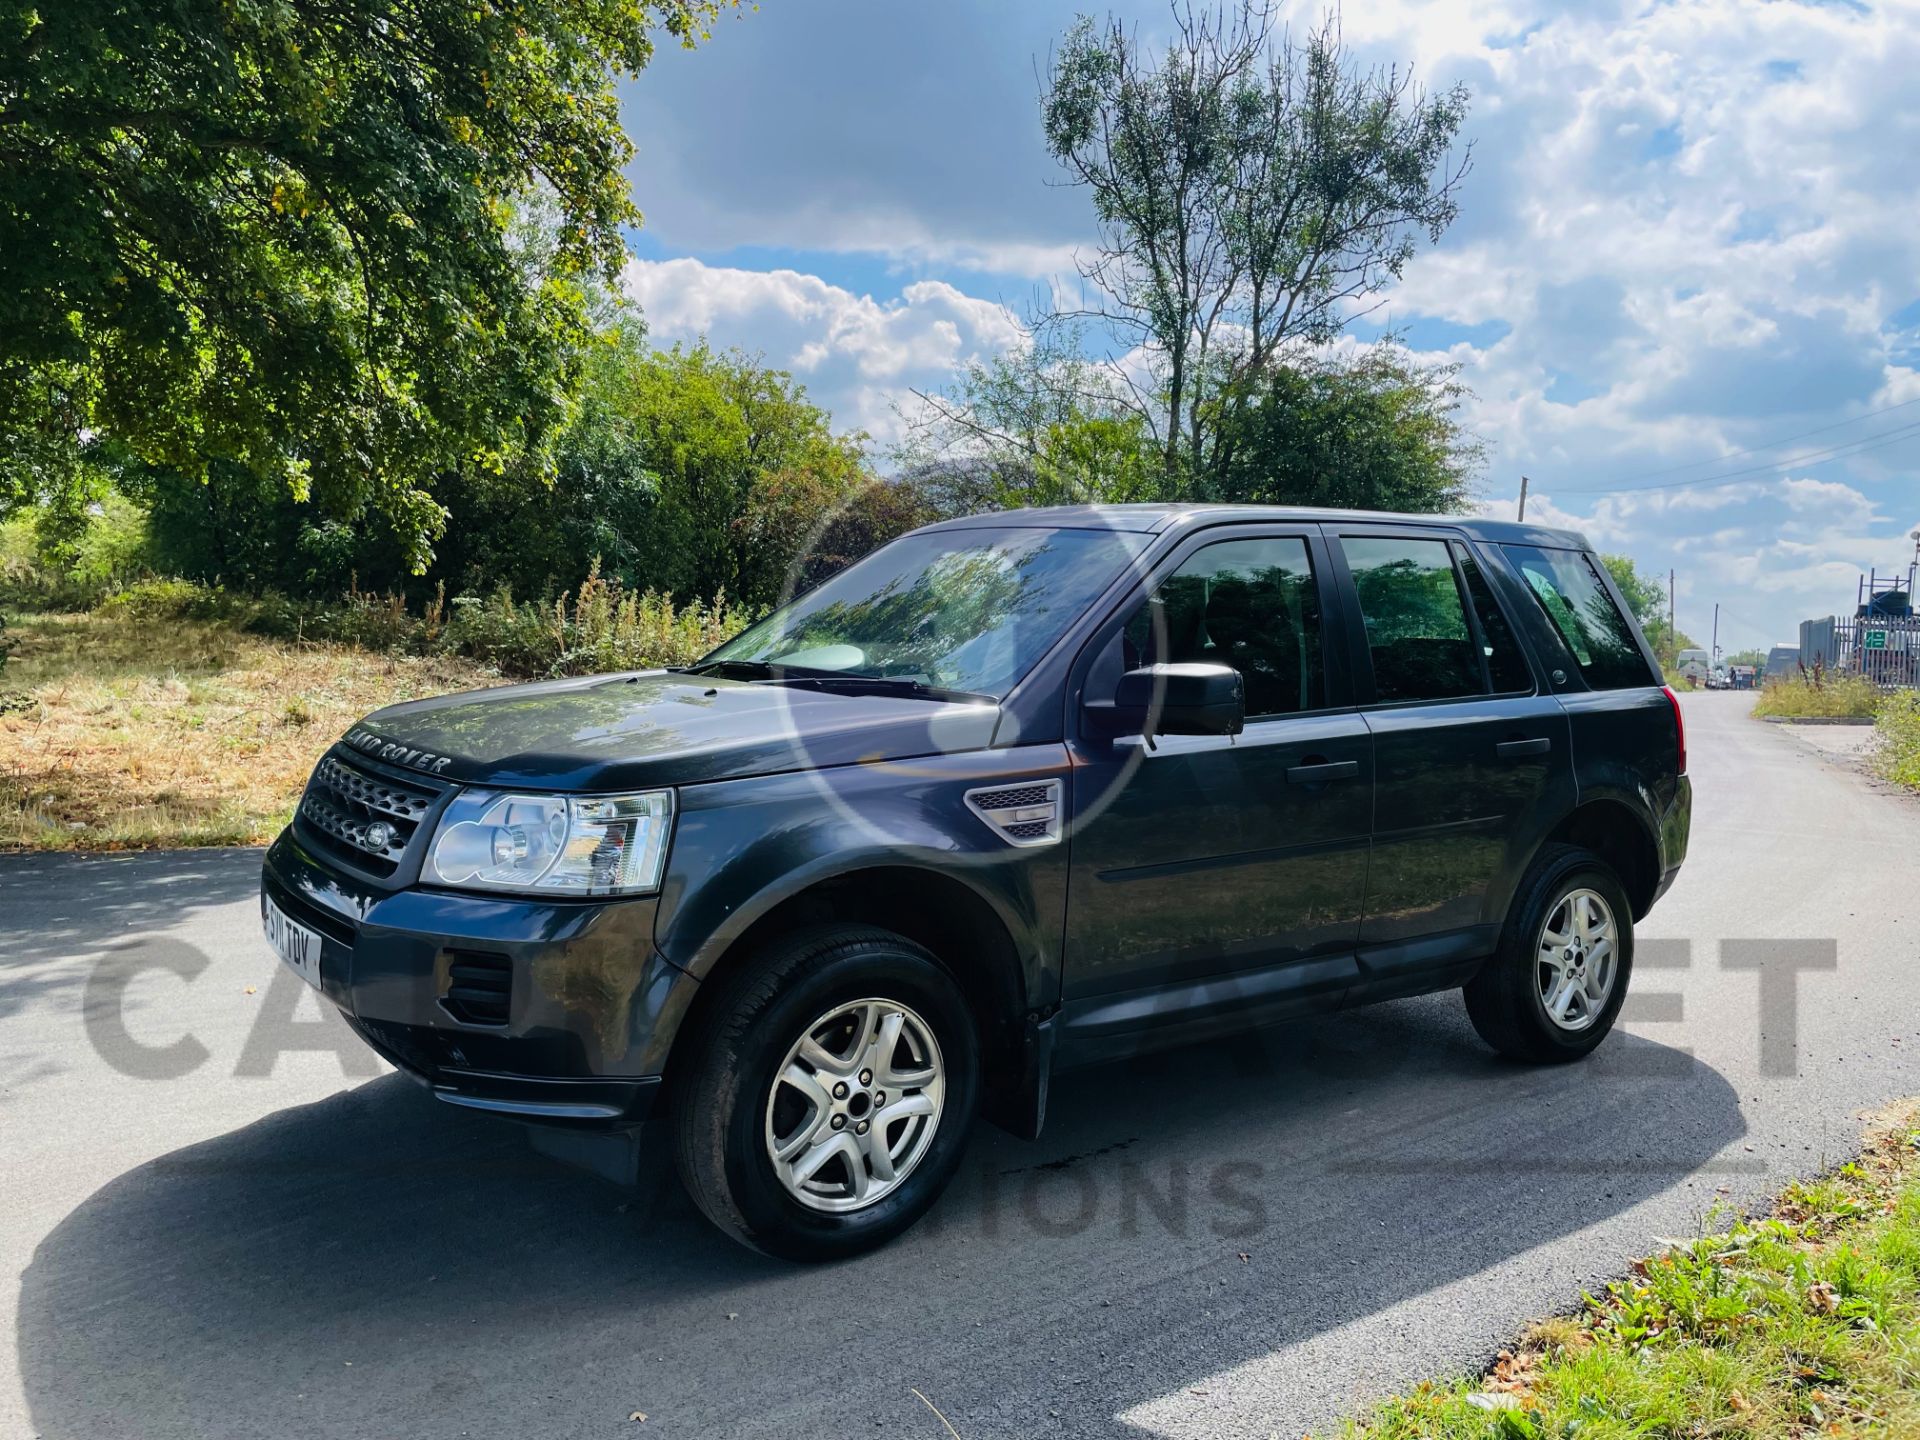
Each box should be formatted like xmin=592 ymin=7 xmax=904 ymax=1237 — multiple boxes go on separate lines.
xmin=616 ymin=0 xmax=1920 ymax=651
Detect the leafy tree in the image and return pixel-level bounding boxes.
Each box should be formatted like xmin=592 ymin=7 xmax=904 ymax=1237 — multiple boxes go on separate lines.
xmin=609 ymin=344 xmax=870 ymax=606
xmin=1034 ymin=4 xmax=1471 ymax=489
xmin=0 ymin=0 xmax=740 ymax=565
xmin=1599 ymin=554 xmax=1667 ymax=631
xmin=1724 ymin=648 xmax=1766 ymax=669
xmin=735 ymin=474 xmax=937 ymax=607
xmin=1210 ymin=349 xmax=1480 ymax=511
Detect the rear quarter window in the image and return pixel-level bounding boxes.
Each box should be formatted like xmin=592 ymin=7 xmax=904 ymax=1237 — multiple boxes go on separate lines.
xmin=1501 ymin=544 xmax=1658 ymax=690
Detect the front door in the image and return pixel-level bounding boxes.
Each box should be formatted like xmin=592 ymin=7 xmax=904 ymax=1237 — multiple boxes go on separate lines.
xmin=1061 ymin=527 xmax=1373 ymax=1002
xmin=1327 ymin=528 xmax=1575 ymax=951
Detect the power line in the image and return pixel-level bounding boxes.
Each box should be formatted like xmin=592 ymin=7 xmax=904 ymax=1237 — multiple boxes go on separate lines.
xmin=1624 ymin=393 xmax=1920 ymax=483
xmin=1557 ymin=416 xmax=1920 ymax=496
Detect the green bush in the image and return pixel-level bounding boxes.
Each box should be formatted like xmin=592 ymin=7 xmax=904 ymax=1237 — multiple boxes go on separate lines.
xmin=1879 ymin=691 xmax=1920 ymax=791
xmin=95 ymin=576 xmax=239 ymax=622
xmin=441 ymin=589 xmax=559 ymax=676
xmin=85 ymin=565 xmax=747 ymax=679
xmin=1751 ymin=670 xmax=1881 ymax=719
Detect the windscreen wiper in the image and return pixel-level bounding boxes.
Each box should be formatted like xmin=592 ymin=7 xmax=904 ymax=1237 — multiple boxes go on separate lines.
xmin=768 ymin=675 xmax=996 ymax=705
xmin=679 ymin=659 xmax=989 ymax=703
xmin=677 ymin=658 xmax=839 ymax=682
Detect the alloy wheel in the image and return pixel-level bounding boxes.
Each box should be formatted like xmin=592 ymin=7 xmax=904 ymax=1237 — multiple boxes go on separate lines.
xmin=763 ymin=997 xmax=946 ymax=1213
xmin=1535 ymin=887 xmax=1618 ymax=1032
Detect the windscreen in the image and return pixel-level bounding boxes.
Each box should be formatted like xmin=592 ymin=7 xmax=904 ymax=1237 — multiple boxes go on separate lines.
xmin=703 ymin=526 xmax=1151 ymax=698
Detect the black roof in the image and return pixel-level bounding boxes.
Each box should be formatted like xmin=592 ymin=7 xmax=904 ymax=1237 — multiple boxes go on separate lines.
xmin=919 ymin=502 xmax=1589 ymax=549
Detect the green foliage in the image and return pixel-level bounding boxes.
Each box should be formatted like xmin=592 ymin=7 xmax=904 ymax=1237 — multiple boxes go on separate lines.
xmin=89 ymin=569 xmax=745 ymax=678
xmin=1210 ymin=350 xmax=1481 ymax=511
xmin=0 ymin=0 xmax=741 ymax=561
xmin=1344 ymin=1116 xmax=1920 ymax=1438
xmin=1725 ymin=647 xmax=1767 ymax=669
xmin=414 ymin=336 xmax=874 ymax=609
xmin=605 ymin=342 xmax=871 ymax=607
xmin=51 ymin=335 xmax=877 ymax=613
xmin=1752 ymin=671 xmax=1881 ymax=720
xmin=734 ymin=473 xmax=937 ymax=608
xmin=1599 ymin=553 xmax=1666 ymax=630
xmin=1035 ymin=7 xmax=1471 ymax=487
xmin=1874 ymin=690 xmax=1920 ymax=789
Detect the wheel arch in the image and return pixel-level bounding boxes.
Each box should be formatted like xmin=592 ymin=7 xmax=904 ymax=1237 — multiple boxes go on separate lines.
xmin=659 ymin=864 xmax=1037 ymax=1130
xmin=1542 ymin=797 xmax=1662 ymax=920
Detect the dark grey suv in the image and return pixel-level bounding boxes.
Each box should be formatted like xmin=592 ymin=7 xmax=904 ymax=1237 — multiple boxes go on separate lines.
xmin=261 ymin=505 xmax=1690 ymax=1258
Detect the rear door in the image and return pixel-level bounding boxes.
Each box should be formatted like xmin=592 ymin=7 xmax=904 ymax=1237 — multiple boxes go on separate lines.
xmin=1327 ymin=527 xmax=1575 ymax=971
xmin=1495 ymin=542 xmax=1682 ymax=879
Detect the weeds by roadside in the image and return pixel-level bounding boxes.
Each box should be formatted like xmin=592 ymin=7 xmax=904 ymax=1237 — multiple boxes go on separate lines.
xmin=1340 ymin=1104 xmax=1920 ymax=1438
xmin=0 ymin=554 xmax=753 ymax=849
xmin=0 ymin=612 xmax=496 ymax=849
xmin=1752 ymin=671 xmax=1882 ymax=720
xmin=1878 ymin=692 xmax=1920 ymax=792
xmin=86 ymin=562 xmax=748 ymax=680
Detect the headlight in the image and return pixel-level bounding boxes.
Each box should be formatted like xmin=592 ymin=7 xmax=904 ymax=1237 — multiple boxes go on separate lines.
xmin=426 ymin=789 xmax=674 ymax=897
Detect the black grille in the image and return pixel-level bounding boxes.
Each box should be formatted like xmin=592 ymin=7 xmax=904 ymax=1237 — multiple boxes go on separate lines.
xmin=1002 ymin=820 xmax=1052 ymax=841
xmin=297 ymin=751 xmax=443 ymax=877
xmin=970 ymin=783 xmax=1054 ymax=811
xmin=441 ymin=951 xmax=512 ymax=1027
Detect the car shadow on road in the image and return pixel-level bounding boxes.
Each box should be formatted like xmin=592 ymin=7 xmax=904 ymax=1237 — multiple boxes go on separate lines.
xmin=18 ymin=994 xmax=1744 ymax=1439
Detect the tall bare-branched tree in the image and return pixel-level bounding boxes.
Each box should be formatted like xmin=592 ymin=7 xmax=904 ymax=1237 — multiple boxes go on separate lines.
xmin=1026 ymin=3 xmax=1471 ymax=492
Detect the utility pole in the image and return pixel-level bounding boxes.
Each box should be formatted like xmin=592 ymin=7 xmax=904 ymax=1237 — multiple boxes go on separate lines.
xmin=1669 ymin=569 xmax=1676 ymax=662
xmin=1517 ymin=475 xmax=1530 ymax=522
xmin=1712 ymin=603 xmax=1720 ymax=661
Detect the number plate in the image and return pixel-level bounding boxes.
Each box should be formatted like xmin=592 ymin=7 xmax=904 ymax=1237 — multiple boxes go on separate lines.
xmin=263 ymin=896 xmax=322 ymax=988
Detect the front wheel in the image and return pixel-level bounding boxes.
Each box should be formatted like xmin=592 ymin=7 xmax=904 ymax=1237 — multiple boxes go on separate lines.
xmin=672 ymin=925 xmax=979 ymax=1261
xmin=1464 ymin=844 xmax=1634 ymax=1063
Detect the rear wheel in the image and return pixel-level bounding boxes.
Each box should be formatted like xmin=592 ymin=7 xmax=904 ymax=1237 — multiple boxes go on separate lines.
xmin=1464 ymin=844 xmax=1634 ymax=1062
xmin=672 ymin=924 xmax=979 ymax=1260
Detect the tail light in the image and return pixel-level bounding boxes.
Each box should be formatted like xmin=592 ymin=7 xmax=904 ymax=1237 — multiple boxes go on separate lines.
xmin=1662 ymin=684 xmax=1687 ymax=775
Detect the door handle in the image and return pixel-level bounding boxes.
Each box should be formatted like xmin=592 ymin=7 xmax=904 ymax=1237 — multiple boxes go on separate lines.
xmin=1496 ymin=737 xmax=1551 ymax=760
xmin=1287 ymin=759 xmax=1360 ymax=785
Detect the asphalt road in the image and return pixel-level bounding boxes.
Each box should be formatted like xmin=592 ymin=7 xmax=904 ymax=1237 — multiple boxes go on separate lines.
xmin=6 ymin=692 xmax=1919 ymax=1439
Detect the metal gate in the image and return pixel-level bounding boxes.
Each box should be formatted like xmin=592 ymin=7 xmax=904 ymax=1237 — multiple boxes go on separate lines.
xmin=1800 ymin=615 xmax=1920 ymax=688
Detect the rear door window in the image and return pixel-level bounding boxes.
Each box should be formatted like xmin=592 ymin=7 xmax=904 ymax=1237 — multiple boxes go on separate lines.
xmin=1458 ymin=550 xmax=1534 ymax=694
xmin=1501 ymin=545 xmax=1658 ymax=690
xmin=1338 ymin=536 xmax=1483 ymax=702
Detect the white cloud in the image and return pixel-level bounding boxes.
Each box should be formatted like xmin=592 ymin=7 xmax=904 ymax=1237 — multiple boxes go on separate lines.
xmin=1776 ymin=477 xmax=1880 ymax=528
xmin=621 ymin=258 xmax=1026 ymax=442
xmin=609 ymin=0 xmax=1920 ymax=645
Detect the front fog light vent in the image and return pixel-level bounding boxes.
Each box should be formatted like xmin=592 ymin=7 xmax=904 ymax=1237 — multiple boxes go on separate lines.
xmin=965 ymin=779 xmax=1063 ymax=848
xmin=441 ymin=951 xmax=512 ymax=1027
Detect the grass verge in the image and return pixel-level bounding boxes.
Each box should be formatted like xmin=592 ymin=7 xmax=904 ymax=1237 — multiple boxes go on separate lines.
xmin=0 ymin=611 xmax=494 ymax=850
xmin=1341 ymin=1103 xmax=1920 ymax=1438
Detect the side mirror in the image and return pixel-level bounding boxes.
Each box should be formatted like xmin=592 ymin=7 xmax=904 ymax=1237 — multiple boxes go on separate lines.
xmin=1086 ymin=662 xmax=1245 ymax=739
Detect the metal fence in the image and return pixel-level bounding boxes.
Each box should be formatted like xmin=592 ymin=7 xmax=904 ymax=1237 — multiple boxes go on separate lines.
xmin=1799 ymin=614 xmax=1920 ymax=689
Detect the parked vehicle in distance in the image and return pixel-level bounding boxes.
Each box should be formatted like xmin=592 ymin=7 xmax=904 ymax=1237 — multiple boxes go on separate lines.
xmin=261 ymin=505 xmax=1691 ymax=1259
xmin=1707 ymin=667 xmax=1729 ymax=690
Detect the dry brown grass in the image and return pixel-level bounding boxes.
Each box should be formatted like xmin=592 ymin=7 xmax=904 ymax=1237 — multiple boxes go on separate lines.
xmin=0 ymin=611 xmax=496 ymax=850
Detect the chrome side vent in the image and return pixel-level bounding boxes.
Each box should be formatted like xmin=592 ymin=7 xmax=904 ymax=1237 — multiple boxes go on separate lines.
xmin=964 ymin=779 xmax=1063 ymax=848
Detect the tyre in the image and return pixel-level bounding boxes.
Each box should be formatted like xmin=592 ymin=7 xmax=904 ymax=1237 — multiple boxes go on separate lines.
xmin=671 ymin=924 xmax=980 ymax=1261
xmin=1464 ymin=844 xmax=1634 ymax=1063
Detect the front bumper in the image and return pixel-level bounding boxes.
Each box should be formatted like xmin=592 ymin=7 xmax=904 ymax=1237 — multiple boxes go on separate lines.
xmin=263 ymin=828 xmax=698 ymax=1128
